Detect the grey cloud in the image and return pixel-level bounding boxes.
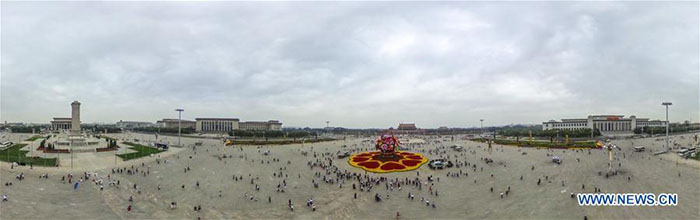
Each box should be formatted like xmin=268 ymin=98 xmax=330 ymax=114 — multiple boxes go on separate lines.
xmin=1 ymin=1 xmax=697 ymax=128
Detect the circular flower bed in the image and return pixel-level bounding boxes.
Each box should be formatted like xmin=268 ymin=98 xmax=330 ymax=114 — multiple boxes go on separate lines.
xmin=348 ymin=151 xmax=428 ymax=173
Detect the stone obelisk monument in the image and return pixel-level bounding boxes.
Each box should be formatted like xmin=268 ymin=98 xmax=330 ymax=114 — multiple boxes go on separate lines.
xmin=71 ymin=101 xmax=81 ymax=135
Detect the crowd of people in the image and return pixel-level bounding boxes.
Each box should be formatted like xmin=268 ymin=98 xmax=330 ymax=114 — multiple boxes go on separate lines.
xmin=0 ymin=133 xmax=697 ymax=219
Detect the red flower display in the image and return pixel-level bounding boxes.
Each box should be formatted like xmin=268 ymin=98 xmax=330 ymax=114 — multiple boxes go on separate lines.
xmin=348 ymin=151 xmax=428 ymax=173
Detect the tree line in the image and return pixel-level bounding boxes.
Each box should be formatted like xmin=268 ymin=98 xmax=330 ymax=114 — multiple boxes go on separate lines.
xmin=6 ymin=126 xmax=44 ymax=133
xmin=81 ymin=125 xmax=122 ymax=133
xmin=132 ymin=127 xmax=196 ymax=134
xmin=227 ymin=130 xmax=317 ymax=138
xmin=633 ymin=124 xmax=699 ymax=135
xmin=498 ymin=127 xmax=601 ymax=138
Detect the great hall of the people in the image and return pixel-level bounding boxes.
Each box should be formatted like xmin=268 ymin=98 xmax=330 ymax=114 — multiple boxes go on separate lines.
xmin=543 ymin=115 xmax=666 ymax=132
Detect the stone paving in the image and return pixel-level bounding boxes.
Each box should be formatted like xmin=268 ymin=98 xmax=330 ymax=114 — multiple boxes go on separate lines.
xmin=0 ymin=132 xmax=698 ymax=219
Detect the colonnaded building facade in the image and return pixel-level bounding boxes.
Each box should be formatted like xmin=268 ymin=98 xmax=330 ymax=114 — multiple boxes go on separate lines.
xmin=542 ymin=115 xmax=666 ymax=132
xmin=50 ymin=117 xmax=73 ymax=130
xmin=50 ymin=101 xmax=82 ymax=132
xmin=195 ymin=118 xmax=282 ymax=133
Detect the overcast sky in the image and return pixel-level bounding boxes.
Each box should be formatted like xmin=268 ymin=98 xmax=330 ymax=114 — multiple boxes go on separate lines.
xmin=1 ymin=1 xmax=698 ymax=128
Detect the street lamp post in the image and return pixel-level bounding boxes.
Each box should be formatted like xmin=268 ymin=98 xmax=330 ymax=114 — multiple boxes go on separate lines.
xmin=70 ymin=141 xmax=73 ymax=170
xmin=175 ymin=109 xmax=184 ymax=147
xmin=480 ymin=119 xmax=484 ymax=134
xmin=7 ymin=136 xmax=11 ymax=161
xmin=662 ymin=102 xmax=672 ymax=150
xmin=31 ymin=128 xmax=35 ymax=158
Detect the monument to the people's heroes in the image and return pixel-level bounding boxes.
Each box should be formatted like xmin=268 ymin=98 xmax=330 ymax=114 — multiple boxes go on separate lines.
xmin=70 ymin=101 xmax=81 ymax=135
xmin=54 ymin=100 xmax=100 ymax=150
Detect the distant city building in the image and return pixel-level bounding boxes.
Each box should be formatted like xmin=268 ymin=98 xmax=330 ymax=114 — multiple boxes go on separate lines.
xmin=156 ymin=119 xmax=195 ymax=129
xmin=195 ymin=118 xmax=282 ymax=132
xmin=3 ymin=122 xmax=25 ymax=127
xmin=543 ymin=115 xmax=667 ymax=132
xmin=195 ymin=118 xmax=240 ymax=133
xmin=397 ymin=123 xmax=417 ymax=130
xmin=690 ymin=123 xmax=700 ymax=130
xmin=116 ymin=120 xmax=155 ymax=129
xmin=390 ymin=123 xmax=424 ymax=134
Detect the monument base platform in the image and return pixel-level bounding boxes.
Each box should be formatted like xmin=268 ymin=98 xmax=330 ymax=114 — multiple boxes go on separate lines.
xmin=70 ymin=148 xmax=96 ymax=153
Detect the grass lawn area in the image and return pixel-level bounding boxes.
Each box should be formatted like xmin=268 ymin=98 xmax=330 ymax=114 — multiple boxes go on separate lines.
xmin=117 ymin=142 xmax=164 ymax=161
xmin=25 ymin=135 xmax=42 ymax=141
xmin=0 ymin=144 xmax=58 ymax=166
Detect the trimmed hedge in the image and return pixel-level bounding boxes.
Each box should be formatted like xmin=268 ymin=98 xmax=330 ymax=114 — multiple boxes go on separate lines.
xmin=471 ymin=138 xmax=598 ymax=148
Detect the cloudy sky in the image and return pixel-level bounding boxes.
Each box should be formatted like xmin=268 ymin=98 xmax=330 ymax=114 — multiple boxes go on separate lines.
xmin=1 ymin=1 xmax=698 ymax=128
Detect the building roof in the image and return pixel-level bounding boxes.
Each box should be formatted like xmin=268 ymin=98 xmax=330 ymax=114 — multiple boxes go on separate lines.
xmin=117 ymin=121 xmax=153 ymax=124
xmin=589 ymin=115 xmax=624 ymax=117
xmin=195 ymin=118 xmax=240 ymax=121
xmin=157 ymin=119 xmax=195 ymax=123
xmin=52 ymin=117 xmax=72 ymax=121
xmin=239 ymin=120 xmax=281 ymax=124
xmin=240 ymin=121 xmax=271 ymax=125
xmin=544 ymin=115 xmax=663 ymax=124
xmin=561 ymin=118 xmax=588 ymax=122
xmin=397 ymin=123 xmax=417 ymax=130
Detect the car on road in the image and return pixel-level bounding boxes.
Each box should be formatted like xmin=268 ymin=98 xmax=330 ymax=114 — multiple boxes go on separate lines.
xmin=428 ymin=159 xmax=454 ymax=169
xmin=552 ymin=156 xmax=562 ymax=165
xmin=337 ymin=151 xmax=351 ymax=159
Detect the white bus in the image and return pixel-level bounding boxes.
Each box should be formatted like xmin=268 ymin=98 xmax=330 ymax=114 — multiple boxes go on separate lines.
xmin=0 ymin=142 xmax=13 ymax=150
